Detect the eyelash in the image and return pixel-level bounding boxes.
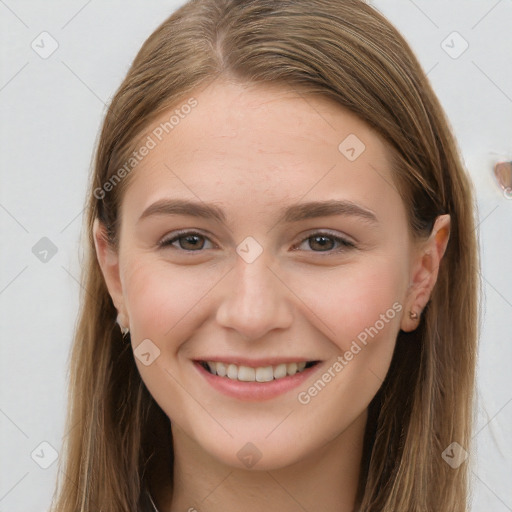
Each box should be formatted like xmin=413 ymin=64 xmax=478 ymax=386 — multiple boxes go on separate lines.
xmin=157 ymin=230 xmax=356 ymax=254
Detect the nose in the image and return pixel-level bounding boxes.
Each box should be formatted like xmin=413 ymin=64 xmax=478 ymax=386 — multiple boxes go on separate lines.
xmin=215 ymin=256 xmax=294 ymax=341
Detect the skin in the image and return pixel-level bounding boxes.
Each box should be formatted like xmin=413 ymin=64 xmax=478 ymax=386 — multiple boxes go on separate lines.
xmin=94 ymin=78 xmax=450 ymax=512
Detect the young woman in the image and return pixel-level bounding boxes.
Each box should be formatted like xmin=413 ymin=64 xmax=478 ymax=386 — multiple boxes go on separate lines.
xmin=50 ymin=0 xmax=479 ymax=510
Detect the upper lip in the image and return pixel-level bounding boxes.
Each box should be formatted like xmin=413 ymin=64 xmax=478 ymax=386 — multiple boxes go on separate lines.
xmin=194 ymin=357 xmax=319 ymax=367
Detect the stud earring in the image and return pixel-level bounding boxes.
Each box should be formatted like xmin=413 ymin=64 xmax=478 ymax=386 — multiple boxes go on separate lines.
xmin=409 ymin=310 xmax=419 ymax=320
xmin=116 ymin=314 xmax=130 ymax=337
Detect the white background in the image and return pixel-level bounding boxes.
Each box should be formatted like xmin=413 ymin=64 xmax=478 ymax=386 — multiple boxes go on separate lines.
xmin=0 ymin=1 xmax=511 ymax=510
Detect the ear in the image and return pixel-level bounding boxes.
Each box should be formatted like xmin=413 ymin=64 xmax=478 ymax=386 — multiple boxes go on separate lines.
xmin=400 ymin=214 xmax=451 ymax=332
xmin=92 ymin=218 xmax=129 ymax=328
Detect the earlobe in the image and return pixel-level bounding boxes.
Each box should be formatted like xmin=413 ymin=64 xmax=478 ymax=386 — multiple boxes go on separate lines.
xmin=92 ymin=218 xmax=127 ymax=322
xmin=401 ymin=214 xmax=451 ymax=332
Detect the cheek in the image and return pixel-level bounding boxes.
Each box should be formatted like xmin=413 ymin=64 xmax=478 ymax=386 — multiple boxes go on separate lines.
xmin=343 ymin=266 xmax=403 ymax=338
xmin=121 ymin=259 xmax=209 ymax=341
xmin=291 ymin=262 xmax=406 ymax=430
xmin=292 ymin=257 xmax=405 ymax=353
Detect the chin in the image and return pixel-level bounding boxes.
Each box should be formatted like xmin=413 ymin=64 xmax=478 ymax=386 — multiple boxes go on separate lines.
xmin=196 ymin=430 xmax=314 ymax=471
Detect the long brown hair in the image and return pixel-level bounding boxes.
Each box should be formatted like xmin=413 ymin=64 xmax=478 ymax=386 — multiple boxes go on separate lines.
xmin=49 ymin=0 xmax=479 ymax=510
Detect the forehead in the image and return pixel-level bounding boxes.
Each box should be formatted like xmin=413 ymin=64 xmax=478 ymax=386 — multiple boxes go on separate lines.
xmin=121 ymin=79 xmax=404 ymax=226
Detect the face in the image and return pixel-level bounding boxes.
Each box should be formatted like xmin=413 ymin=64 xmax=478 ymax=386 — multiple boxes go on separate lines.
xmin=94 ymin=79 xmax=449 ymax=471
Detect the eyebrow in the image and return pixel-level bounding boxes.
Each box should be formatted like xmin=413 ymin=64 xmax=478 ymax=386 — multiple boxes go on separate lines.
xmin=137 ymin=198 xmax=378 ymax=225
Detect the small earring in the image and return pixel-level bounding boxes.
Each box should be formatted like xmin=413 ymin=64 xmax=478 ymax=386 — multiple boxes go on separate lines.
xmin=116 ymin=314 xmax=130 ymax=337
xmin=409 ymin=310 xmax=419 ymax=320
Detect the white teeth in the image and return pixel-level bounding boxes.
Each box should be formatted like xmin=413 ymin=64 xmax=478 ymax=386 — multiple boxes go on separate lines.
xmin=203 ymin=360 xmax=313 ymax=382
xmin=274 ymin=363 xmax=287 ymax=379
xmin=238 ymin=366 xmax=256 ymax=381
xmin=216 ymin=362 xmax=227 ymax=377
xmin=227 ymin=364 xmax=238 ymax=379
xmin=255 ymin=366 xmax=274 ymax=382
xmin=287 ymin=362 xmax=298 ymax=375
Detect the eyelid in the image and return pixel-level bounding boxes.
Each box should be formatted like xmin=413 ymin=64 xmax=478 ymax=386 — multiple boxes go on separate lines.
xmin=291 ymin=230 xmax=356 ymax=253
xmin=158 ymin=229 xmax=356 ymax=254
xmin=298 ymin=228 xmax=355 ymax=244
xmin=158 ymin=229 xmax=217 ymax=250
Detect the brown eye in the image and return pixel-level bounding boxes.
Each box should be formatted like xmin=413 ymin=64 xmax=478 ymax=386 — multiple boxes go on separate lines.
xmin=158 ymin=232 xmax=213 ymax=251
xmin=296 ymin=232 xmax=355 ymax=253
xmin=309 ymin=235 xmax=335 ymax=251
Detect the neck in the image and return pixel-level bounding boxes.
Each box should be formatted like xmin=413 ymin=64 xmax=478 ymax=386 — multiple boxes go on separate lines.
xmin=153 ymin=410 xmax=367 ymax=512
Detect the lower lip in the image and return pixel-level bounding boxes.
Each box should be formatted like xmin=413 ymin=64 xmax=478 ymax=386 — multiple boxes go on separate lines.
xmin=193 ymin=361 xmax=322 ymax=401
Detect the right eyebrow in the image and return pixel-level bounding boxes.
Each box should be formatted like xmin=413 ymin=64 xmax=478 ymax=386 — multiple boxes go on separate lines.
xmin=138 ymin=199 xmax=227 ymax=224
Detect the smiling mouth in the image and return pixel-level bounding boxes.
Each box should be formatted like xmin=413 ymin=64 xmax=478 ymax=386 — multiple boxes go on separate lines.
xmin=198 ymin=360 xmax=320 ymax=382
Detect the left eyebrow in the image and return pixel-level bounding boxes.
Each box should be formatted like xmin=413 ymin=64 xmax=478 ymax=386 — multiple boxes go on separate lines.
xmin=277 ymin=199 xmax=378 ymax=225
xmin=137 ymin=198 xmax=378 ymax=225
